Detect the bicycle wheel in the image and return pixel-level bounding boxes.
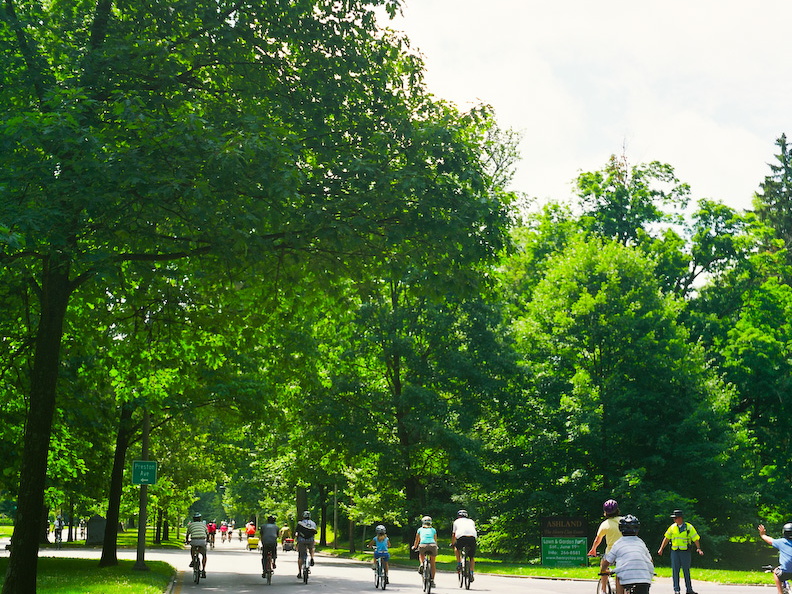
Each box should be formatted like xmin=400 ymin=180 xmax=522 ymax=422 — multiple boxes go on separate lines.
xmin=424 ymin=561 xmax=432 ymax=594
xmin=303 ymin=565 xmax=309 ymax=584
xmin=463 ymin=559 xmax=471 ymax=590
xmin=596 ymin=573 xmax=611 ymax=594
xmin=458 ymin=557 xmax=464 ymax=588
xmin=381 ymin=559 xmax=387 ymax=590
xmin=193 ymin=556 xmax=201 ymax=585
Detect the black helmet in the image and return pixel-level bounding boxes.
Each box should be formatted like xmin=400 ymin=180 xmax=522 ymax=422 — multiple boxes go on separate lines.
xmin=619 ymin=514 xmax=640 ymax=535
xmin=783 ymin=523 xmax=792 ymax=538
xmin=267 ymin=515 xmax=276 ymax=524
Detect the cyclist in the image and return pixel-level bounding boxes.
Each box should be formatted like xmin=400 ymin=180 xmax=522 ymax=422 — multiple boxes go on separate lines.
xmin=601 ymin=515 xmax=654 ymax=594
xmin=206 ymin=519 xmax=217 ymax=547
xmin=279 ymin=522 xmax=292 ymax=546
xmin=220 ymin=520 xmax=228 ymax=542
xmin=590 ymin=499 xmax=623 ymax=594
xmin=758 ymin=523 xmax=792 ymax=594
xmin=296 ymin=511 xmax=317 ymax=578
xmin=53 ymin=515 xmax=65 ymax=544
xmin=368 ymin=524 xmax=391 ymax=584
xmin=186 ymin=512 xmax=209 ymax=578
xmin=260 ymin=515 xmax=280 ymax=578
xmin=412 ymin=515 xmax=438 ymax=589
xmin=451 ymin=509 xmax=477 ymax=582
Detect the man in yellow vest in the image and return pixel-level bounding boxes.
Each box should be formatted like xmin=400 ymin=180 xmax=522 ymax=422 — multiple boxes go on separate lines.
xmin=658 ymin=509 xmax=704 ymax=594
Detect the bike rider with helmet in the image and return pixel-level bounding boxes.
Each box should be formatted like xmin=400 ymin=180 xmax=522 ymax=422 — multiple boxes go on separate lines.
xmin=758 ymin=523 xmax=792 ymax=594
xmin=601 ymin=515 xmax=654 ymax=594
xmin=369 ymin=524 xmax=391 ymax=583
xmin=452 ymin=509 xmax=478 ymax=582
xmin=260 ymin=515 xmax=279 ymax=578
xmin=590 ymin=499 xmax=623 ymax=593
xmin=295 ymin=510 xmax=317 ymax=578
xmin=412 ymin=515 xmax=438 ymax=589
xmin=186 ymin=512 xmax=209 ymax=578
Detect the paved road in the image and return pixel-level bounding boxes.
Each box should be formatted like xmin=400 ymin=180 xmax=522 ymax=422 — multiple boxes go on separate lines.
xmin=0 ymin=535 xmax=777 ymax=594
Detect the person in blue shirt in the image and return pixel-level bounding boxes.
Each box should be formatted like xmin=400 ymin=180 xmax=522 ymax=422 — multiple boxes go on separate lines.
xmin=369 ymin=524 xmax=391 ymax=584
xmin=412 ymin=516 xmax=438 ymax=588
xmin=759 ymin=523 xmax=792 ymax=594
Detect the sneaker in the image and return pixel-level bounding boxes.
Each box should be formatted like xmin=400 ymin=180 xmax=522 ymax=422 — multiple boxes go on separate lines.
xmin=385 ymin=576 xmax=389 ymax=584
xmin=262 ymin=572 xmax=266 ymax=578
xmin=272 ymin=563 xmax=276 ymax=569
xmin=189 ymin=561 xmax=194 ymax=568
xmin=418 ymin=566 xmax=424 ymax=575
xmin=298 ymin=573 xmax=303 ymax=579
xmin=372 ymin=566 xmax=377 ymax=571
xmin=470 ymin=573 xmax=475 ymax=582
xmin=310 ymin=558 xmax=315 ymax=566
xmin=686 ymin=591 xmax=698 ymax=594
xmin=201 ymin=571 xmax=206 ymax=578
xmin=431 ymin=580 xmax=436 ymax=588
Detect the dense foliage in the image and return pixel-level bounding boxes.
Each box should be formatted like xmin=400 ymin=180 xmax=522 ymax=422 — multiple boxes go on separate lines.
xmin=2 ymin=0 xmax=791 ymax=591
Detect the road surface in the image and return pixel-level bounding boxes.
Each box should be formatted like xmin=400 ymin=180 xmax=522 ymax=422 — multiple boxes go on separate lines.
xmin=0 ymin=535 xmax=777 ymax=594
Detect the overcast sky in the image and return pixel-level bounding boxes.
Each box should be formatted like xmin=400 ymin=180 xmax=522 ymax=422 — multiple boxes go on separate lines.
xmin=386 ymin=0 xmax=792 ymax=212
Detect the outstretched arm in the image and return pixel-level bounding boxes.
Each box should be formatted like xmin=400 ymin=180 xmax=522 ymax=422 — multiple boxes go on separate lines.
xmin=759 ymin=524 xmax=775 ymax=546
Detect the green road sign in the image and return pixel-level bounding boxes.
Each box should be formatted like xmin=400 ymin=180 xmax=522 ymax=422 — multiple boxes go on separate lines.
xmin=132 ymin=460 xmax=158 ymax=485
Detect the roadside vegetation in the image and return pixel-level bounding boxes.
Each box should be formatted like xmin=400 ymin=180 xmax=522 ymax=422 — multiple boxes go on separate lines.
xmin=0 ymin=558 xmax=172 ymax=594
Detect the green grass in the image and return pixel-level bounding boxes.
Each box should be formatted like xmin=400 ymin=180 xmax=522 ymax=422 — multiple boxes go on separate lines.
xmin=0 ymin=557 xmax=174 ymax=593
xmin=0 ymin=526 xmax=12 ymax=539
xmin=33 ymin=525 xmax=185 ymax=550
xmin=321 ymin=544 xmax=776 ymax=585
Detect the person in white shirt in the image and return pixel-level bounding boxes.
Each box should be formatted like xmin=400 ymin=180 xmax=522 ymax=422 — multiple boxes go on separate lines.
xmin=295 ymin=510 xmax=317 ymax=578
xmin=451 ymin=510 xmax=478 ymax=582
xmin=602 ymin=515 xmax=654 ymax=594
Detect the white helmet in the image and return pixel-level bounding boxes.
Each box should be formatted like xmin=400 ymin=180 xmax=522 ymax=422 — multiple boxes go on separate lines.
xmin=421 ymin=516 xmax=432 ymax=526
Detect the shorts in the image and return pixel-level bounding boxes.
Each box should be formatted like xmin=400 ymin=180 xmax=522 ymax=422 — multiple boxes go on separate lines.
xmin=190 ymin=539 xmax=207 ymax=554
xmin=775 ymin=567 xmax=792 ymax=582
xmin=297 ymin=538 xmax=315 ymax=555
xmin=374 ymin=551 xmax=390 ymax=561
xmin=418 ymin=543 xmax=438 ymax=557
xmin=262 ymin=543 xmax=278 ymax=559
xmin=455 ymin=536 xmax=477 ymax=558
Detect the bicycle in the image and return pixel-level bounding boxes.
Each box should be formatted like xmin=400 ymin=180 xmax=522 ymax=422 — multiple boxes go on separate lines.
xmin=414 ymin=548 xmax=433 ymax=594
xmin=764 ymin=565 xmax=791 ymax=594
xmin=597 ymin=569 xmax=616 ymax=594
xmin=262 ymin=548 xmax=274 ymax=585
xmin=299 ymin=546 xmax=311 ymax=584
xmin=208 ymin=532 xmax=215 ymax=549
xmin=191 ymin=546 xmax=202 ymax=584
xmin=458 ymin=546 xmax=471 ymax=589
xmin=54 ymin=529 xmax=62 ymax=550
xmin=374 ymin=554 xmax=387 ymax=590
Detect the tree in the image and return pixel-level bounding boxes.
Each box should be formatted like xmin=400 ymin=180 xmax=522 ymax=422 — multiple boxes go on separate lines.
xmin=492 ymin=236 xmax=741 ymax=554
xmin=754 ymin=134 xmax=792 ymax=269
xmin=1 ymin=0 xmax=520 ymax=586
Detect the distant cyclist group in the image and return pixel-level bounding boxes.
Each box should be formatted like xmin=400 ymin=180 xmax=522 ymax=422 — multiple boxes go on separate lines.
xmin=184 ymin=510 xmax=317 ymax=582
xmin=183 ymin=508 xmax=476 ymax=587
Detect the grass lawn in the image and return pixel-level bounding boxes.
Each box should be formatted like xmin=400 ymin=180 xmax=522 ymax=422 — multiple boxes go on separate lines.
xmin=0 ymin=557 xmax=173 ymax=593
xmin=322 ymin=544 xmax=776 ymax=586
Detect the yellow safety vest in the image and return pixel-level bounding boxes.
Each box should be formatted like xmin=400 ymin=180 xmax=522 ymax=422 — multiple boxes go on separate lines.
xmin=665 ymin=522 xmax=699 ymax=550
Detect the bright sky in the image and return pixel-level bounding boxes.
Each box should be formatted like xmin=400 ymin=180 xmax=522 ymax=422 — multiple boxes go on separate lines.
xmin=387 ymin=0 xmax=792 ymax=212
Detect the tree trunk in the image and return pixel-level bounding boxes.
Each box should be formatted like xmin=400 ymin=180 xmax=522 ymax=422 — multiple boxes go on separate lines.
xmin=99 ymin=402 xmax=134 ymax=567
xmin=163 ymin=518 xmax=169 ymax=541
xmin=155 ymin=508 xmax=162 ymax=544
xmin=2 ymin=258 xmax=72 ymax=594
xmin=319 ymin=484 xmax=327 ymax=546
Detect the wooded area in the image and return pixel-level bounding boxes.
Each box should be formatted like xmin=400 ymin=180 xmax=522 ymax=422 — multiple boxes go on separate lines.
xmin=2 ymin=1 xmax=791 ymax=592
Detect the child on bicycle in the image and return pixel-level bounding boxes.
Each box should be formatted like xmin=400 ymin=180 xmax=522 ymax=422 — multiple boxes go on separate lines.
xmin=601 ymin=515 xmax=653 ymax=594
xmin=412 ymin=515 xmax=438 ymax=589
xmin=369 ymin=524 xmax=390 ymax=584
xmin=758 ymin=523 xmax=792 ymax=594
